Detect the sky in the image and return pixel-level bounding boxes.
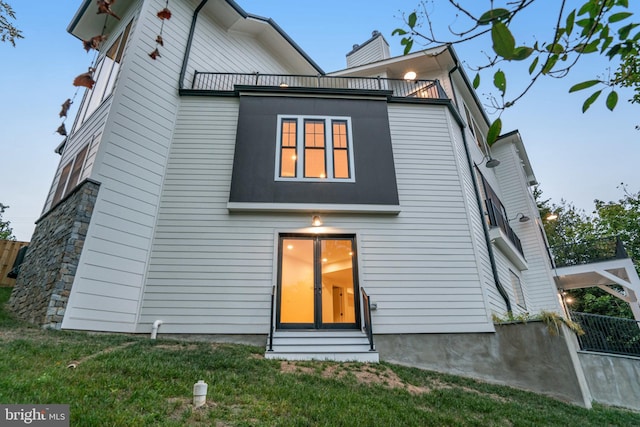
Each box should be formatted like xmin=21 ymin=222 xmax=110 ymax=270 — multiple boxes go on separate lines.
xmin=0 ymin=0 xmax=638 ymax=242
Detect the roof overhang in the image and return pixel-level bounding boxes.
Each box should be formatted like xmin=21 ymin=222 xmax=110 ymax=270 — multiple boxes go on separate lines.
xmin=494 ymin=130 xmax=538 ymax=186
xmin=329 ymin=44 xmax=452 ymax=80
xmin=67 ymin=0 xmax=323 ymax=75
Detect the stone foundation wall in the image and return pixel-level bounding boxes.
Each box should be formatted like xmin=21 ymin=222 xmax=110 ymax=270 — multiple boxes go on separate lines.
xmin=9 ymin=180 xmax=100 ymax=328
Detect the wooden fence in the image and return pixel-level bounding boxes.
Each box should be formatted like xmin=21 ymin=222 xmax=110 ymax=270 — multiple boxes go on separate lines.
xmin=0 ymin=240 xmax=29 ymax=287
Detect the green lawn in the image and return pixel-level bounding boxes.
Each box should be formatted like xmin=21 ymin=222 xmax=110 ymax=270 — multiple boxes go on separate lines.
xmin=1 ymin=287 xmax=639 ymax=426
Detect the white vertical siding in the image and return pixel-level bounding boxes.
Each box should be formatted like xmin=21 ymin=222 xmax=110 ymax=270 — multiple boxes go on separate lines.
xmin=138 ymin=99 xmax=494 ymax=334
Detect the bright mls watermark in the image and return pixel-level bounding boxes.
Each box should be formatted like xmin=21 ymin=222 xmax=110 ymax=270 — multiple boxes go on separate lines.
xmin=1 ymin=405 xmax=69 ymax=426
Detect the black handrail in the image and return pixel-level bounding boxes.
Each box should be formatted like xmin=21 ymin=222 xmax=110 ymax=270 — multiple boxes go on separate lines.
xmin=191 ymin=72 xmax=448 ymax=100
xmin=570 ymin=311 xmax=640 ymax=357
xmin=485 ymin=198 xmax=524 ymax=257
xmin=268 ymin=286 xmax=275 ymax=352
xmin=551 ymin=236 xmax=629 ymax=268
xmin=361 ymin=288 xmax=375 ymax=351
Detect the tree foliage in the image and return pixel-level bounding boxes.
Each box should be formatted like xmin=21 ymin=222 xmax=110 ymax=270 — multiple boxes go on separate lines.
xmin=0 ymin=1 xmax=22 ymax=46
xmin=537 ymin=185 xmax=640 ymax=318
xmin=393 ymin=0 xmax=639 ymax=144
xmin=0 ymin=203 xmax=15 ymax=241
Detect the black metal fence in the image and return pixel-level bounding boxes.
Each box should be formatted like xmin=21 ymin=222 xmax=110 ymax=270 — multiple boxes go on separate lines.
xmin=551 ymin=236 xmax=628 ymax=268
xmin=570 ymin=311 xmax=640 ymax=357
xmin=191 ymin=72 xmax=448 ymax=99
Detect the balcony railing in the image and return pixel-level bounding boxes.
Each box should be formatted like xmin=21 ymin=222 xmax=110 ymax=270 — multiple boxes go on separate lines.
xmin=191 ymin=72 xmax=448 ymax=99
xmin=486 ymin=198 xmax=524 ymax=257
xmin=551 ymin=236 xmax=628 ymax=268
xmin=570 ymin=311 xmax=640 ymax=357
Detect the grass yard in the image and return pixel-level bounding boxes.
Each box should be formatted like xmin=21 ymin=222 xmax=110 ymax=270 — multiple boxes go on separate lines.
xmin=1 ymin=287 xmax=639 ymax=426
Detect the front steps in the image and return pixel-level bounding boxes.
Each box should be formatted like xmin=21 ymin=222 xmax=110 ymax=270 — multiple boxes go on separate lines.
xmin=265 ymin=330 xmax=379 ymax=362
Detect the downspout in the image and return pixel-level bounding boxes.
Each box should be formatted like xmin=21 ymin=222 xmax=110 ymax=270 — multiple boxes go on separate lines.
xmin=448 ymin=64 xmax=512 ymax=313
xmin=179 ymin=0 xmax=209 ymax=90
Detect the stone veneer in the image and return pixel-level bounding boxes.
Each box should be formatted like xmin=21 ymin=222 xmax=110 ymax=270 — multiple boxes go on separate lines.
xmin=9 ymin=179 xmax=100 ymax=329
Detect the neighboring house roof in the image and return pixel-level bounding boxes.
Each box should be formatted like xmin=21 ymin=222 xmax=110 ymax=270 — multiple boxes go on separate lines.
xmin=67 ymin=0 xmax=324 ymax=75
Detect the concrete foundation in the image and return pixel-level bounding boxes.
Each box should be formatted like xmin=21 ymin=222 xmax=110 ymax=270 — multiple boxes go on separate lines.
xmin=375 ymin=321 xmax=592 ymax=407
xmin=578 ymin=351 xmax=640 ymax=411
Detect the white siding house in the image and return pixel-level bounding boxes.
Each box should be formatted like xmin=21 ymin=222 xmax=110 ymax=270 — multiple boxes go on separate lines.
xmin=16 ymin=0 xmax=567 ymax=357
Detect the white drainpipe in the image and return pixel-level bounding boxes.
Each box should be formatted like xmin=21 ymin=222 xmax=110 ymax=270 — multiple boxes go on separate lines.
xmin=151 ymin=320 xmax=164 ymax=339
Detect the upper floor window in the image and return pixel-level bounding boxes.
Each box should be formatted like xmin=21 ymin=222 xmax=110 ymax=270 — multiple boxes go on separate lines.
xmin=275 ymin=115 xmax=355 ymax=182
xmin=74 ymin=20 xmax=133 ymax=129
xmin=52 ymin=144 xmax=89 ymax=206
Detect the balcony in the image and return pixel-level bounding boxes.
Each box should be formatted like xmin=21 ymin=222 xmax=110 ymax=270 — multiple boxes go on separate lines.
xmin=553 ymin=236 xmax=640 ymax=322
xmin=189 ymin=72 xmax=449 ymax=99
xmin=485 ymin=198 xmax=527 ymax=270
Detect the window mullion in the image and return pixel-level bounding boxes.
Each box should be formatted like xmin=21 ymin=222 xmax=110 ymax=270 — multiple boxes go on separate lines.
xmin=325 ymin=120 xmax=334 ymax=180
xmin=296 ymin=118 xmax=304 ymax=179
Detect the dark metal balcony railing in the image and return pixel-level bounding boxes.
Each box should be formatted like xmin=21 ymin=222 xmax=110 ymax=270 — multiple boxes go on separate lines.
xmin=485 ymin=198 xmax=524 ymax=257
xmin=191 ymin=72 xmax=448 ymax=99
xmin=551 ymin=236 xmax=628 ymax=268
xmin=570 ymin=311 xmax=640 ymax=357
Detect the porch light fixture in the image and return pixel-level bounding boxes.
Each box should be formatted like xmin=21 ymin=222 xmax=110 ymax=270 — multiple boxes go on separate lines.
xmin=483 ymin=155 xmax=501 ymax=168
xmin=279 ymin=82 xmax=289 ymax=88
xmin=509 ymin=213 xmax=530 ymax=223
xmin=403 ymin=71 xmax=417 ymax=80
xmin=312 ymin=215 xmax=323 ymax=227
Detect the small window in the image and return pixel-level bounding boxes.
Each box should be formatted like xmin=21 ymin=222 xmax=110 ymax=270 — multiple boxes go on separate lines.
xmin=275 ymin=115 xmax=355 ymax=182
xmin=51 ymin=145 xmax=89 ymax=205
xmin=510 ymin=269 xmax=527 ymax=309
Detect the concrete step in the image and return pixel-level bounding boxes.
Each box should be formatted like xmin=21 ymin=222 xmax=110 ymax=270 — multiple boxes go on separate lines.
xmin=265 ymin=330 xmax=378 ymax=362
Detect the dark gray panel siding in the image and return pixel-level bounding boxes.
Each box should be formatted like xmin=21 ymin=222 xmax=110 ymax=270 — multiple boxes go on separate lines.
xmin=230 ymin=96 xmax=399 ymax=205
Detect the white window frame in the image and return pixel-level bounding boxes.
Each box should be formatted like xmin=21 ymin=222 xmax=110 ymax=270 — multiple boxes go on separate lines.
xmin=509 ymin=269 xmax=527 ymax=310
xmin=274 ymin=115 xmax=356 ymax=183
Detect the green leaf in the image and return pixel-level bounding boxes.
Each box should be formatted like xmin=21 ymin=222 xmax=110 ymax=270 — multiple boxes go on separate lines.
xmin=575 ymin=18 xmax=592 ymax=28
xmin=478 ymin=8 xmax=510 ymax=25
xmin=472 ymin=73 xmax=480 ymax=89
xmin=486 ymin=118 xmax=502 ymax=147
xmin=566 ymin=10 xmax=576 ymax=36
xmin=402 ymin=38 xmax=413 ymax=55
xmin=528 ymin=56 xmax=539 ymax=74
xmin=577 ymin=1 xmax=595 ymax=17
xmin=582 ymin=90 xmax=602 ymax=113
xmin=512 ymin=46 xmax=534 ymax=60
xmin=391 ymin=28 xmax=407 ymax=36
xmin=491 ymin=22 xmax=516 ymax=59
xmin=609 ymin=12 xmax=632 ymax=23
xmin=569 ymin=80 xmax=600 ymax=92
xmin=547 ymin=43 xmax=565 ymax=54
xmin=493 ymin=70 xmax=506 ymax=95
xmin=408 ymin=12 xmax=417 ymax=29
xmin=606 ymin=90 xmax=619 ymax=111
xmin=541 ymin=56 xmax=558 ymax=74
xmin=618 ymin=23 xmax=639 ymax=39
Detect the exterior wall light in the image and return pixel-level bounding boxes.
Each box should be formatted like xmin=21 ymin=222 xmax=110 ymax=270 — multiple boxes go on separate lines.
xmin=510 ymin=213 xmax=531 ymax=223
xmin=483 ymin=155 xmax=501 ymax=168
xmin=403 ymin=71 xmax=417 ymax=80
xmin=545 ymin=213 xmax=559 ymax=221
xmin=312 ymin=215 xmax=322 ymax=227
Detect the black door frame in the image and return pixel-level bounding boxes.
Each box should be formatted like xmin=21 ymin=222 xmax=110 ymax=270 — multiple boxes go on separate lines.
xmin=276 ymin=233 xmax=361 ymax=330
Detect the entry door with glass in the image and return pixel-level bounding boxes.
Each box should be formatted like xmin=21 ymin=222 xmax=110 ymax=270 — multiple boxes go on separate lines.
xmin=277 ymin=235 xmax=359 ymax=329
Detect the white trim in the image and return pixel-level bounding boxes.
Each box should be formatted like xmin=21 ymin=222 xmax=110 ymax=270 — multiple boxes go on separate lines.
xmin=227 ymin=202 xmax=400 ymax=214
xmin=274 ymin=115 xmax=356 ymax=183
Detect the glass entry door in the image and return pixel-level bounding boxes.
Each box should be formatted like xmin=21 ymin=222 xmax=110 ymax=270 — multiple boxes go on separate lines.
xmin=277 ymin=235 xmax=359 ymax=329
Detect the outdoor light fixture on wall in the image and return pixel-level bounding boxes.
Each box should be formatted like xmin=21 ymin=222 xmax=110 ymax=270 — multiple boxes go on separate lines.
xmin=545 ymin=213 xmax=559 ymax=221
xmin=312 ymin=215 xmax=323 ymax=227
xmin=403 ymin=71 xmax=417 ymax=80
xmin=509 ymin=213 xmax=531 ymax=223
xmin=482 ymin=155 xmax=501 ymax=168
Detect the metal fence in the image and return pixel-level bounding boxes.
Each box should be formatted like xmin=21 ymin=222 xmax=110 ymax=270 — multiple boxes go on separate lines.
xmin=570 ymin=311 xmax=640 ymax=357
xmin=191 ymin=72 xmax=448 ymax=99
